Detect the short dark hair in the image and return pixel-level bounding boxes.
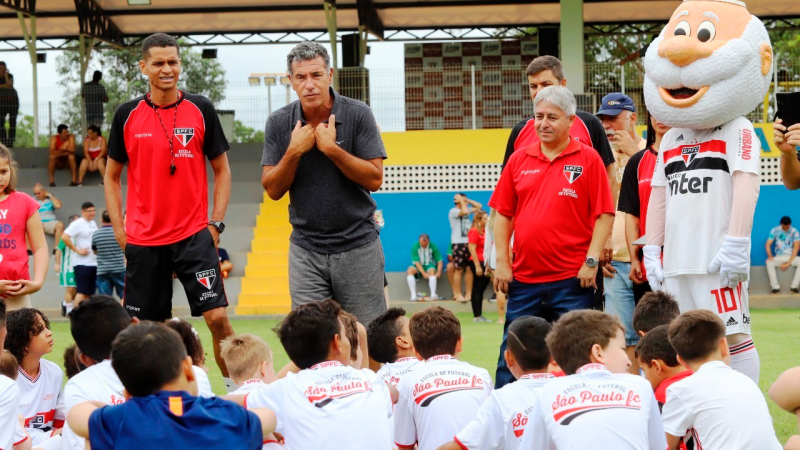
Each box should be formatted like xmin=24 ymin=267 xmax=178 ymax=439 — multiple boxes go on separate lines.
xmin=668 ymin=310 xmax=725 ymax=364
xmin=547 ymin=310 xmax=624 ymax=375
xmin=409 ymin=306 xmax=461 ymax=359
xmin=526 ymin=55 xmax=564 ymax=80
xmin=507 ymin=316 xmax=552 ymax=371
xmin=63 ymin=344 xmax=87 ymax=379
xmin=101 ymin=210 xmax=111 ymax=224
xmin=635 ymin=325 xmax=679 ymax=367
xmin=165 ymin=319 xmax=205 ymax=367
xmin=92 ymin=70 xmax=102 ymax=82
xmin=70 ymin=295 xmax=131 ymax=362
xmin=276 ymin=299 xmax=341 ymax=369
xmin=367 ymin=308 xmax=407 ymax=364
xmin=141 ymin=33 xmax=179 ymax=59
xmin=632 ymin=291 xmax=680 ymax=334
xmin=781 ymin=216 xmax=792 ymax=225
xmin=87 ymin=124 xmax=101 ymax=135
xmin=57 ymin=124 xmax=68 ymax=134
xmin=5 ymin=308 xmax=50 ymax=363
xmin=339 ymin=310 xmax=359 ymax=361
xmin=81 ymin=202 xmax=94 ymax=211
xmin=111 ymin=322 xmax=187 ymax=397
xmin=0 ymin=349 xmax=17 ymax=379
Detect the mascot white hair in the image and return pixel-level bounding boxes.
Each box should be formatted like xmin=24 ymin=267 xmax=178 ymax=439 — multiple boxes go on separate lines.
xmin=642 ymin=0 xmax=771 ymax=383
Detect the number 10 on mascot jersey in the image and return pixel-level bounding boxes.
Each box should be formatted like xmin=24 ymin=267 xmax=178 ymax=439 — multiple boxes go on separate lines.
xmin=641 ymin=0 xmax=772 ymax=384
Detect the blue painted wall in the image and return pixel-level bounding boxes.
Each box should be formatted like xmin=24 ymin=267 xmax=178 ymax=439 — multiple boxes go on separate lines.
xmin=375 ymin=185 xmax=800 ymax=272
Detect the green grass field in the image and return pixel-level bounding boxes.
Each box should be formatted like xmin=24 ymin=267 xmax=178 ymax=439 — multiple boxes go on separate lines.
xmin=43 ymin=309 xmax=800 ymax=444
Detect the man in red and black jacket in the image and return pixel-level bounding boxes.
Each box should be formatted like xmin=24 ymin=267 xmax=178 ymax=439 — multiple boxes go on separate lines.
xmin=104 ymin=33 xmax=237 ymax=392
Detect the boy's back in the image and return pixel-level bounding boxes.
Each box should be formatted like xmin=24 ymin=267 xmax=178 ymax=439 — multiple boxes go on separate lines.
xmin=246 ymin=361 xmax=393 ymax=450
xmin=662 ymin=361 xmax=782 ymax=450
xmin=523 ymin=364 xmax=665 ymax=450
xmin=395 ymin=355 xmax=492 ymax=450
xmin=90 ymin=390 xmax=263 ymax=450
xmin=0 ymin=374 xmax=20 ymax=450
xmin=376 ymin=357 xmax=421 ymax=388
xmin=62 ymin=360 xmax=125 ymax=450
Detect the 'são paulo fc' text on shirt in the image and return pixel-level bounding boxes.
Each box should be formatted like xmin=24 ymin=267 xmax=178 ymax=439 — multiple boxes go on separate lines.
xmin=394 ymin=355 xmax=493 ymax=450
xmin=652 ymin=117 xmax=759 ymax=276
xmin=520 ymin=364 xmax=666 ymax=450
xmin=245 ymin=361 xmax=393 ymax=450
xmin=454 ymin=373 xmax=553 ymax=450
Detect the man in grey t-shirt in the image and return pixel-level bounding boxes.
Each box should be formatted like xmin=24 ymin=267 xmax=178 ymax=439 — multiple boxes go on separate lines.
xmin=261 ymin=41 xmax=387 ymax=324
xmin=448 ymin=193 xmax=482 ymax=302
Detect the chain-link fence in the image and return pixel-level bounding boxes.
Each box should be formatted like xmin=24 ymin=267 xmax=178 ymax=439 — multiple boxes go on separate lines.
xmin=4 ymin=56 xmax=798 ymax=147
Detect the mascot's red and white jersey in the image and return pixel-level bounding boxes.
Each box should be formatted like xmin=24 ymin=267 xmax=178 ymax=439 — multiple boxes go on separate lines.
xmin=454 ymin=373 xmax=553 ymax=450
xmin=652 ymin=116 xmax=760 ymax=276
xmin=519 ymin=364 xmax=666 ymax=450
xmin=394 ymin=355 xmax=492 ymax=450
xmin=16 ymin=359 xmax=65 ymax=439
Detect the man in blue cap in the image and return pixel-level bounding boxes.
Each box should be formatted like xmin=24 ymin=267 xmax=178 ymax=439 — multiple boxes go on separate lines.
xmin=596 ymin=92 xmax=647 ymax=375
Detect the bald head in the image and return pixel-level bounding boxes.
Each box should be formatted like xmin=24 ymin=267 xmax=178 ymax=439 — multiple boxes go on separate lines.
xmin=33 ymin=183 xmax=47 ymax=200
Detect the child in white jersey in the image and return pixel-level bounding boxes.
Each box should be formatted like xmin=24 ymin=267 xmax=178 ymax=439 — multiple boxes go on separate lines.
xmin=439 ymin=315 xmax=554 ymax=450
xmin=394 ymin=306 xmax=492 ymax=450
xmin=367 ymin=308 xmax=421 ymax=388
xmin=5 ymin=308 xmax=64 ymax=449
xmin=232 ymin=299 xmax=394 ymax=450
xmin=0 ymin=301 xmax=25 ymax=450
xmin=221 ymin=334 xmax=282 ymax=449
xmin=521 ymin=310 xmax=666 ymax=450
xmin=0 ymin=349 xmax=31 ymax=450
xmin=61 ymin=295 xmax=136 ymax=450
xmin=662 ymin=310 xmax=782 ymax=450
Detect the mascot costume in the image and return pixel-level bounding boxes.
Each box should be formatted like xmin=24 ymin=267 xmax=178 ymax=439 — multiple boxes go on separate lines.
xmin=642 ymin=0 xmax=772 ymax=383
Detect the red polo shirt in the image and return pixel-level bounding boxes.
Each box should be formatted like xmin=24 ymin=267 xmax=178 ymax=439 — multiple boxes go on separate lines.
xmin=489 ymin=137 xmax=614 ymax=284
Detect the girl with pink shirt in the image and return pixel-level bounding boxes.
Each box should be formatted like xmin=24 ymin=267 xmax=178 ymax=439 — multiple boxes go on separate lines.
xmin=0 ymin=145 xmax=47 ymax=309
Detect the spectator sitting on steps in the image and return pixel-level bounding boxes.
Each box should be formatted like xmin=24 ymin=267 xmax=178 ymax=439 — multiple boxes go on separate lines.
xmin=766 ymin=216 xmax=800 ymax=295
xmin=406 ymin=233 xmax=443 ymax=301
xmin=33 ymin=182 xmax=64 ymax=252
xmin=48 ymin=124 xmax=78 ymax=187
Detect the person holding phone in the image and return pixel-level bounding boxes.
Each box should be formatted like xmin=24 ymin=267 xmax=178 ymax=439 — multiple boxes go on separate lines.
xmin=774 ymin=96 xmax=800 ymax=190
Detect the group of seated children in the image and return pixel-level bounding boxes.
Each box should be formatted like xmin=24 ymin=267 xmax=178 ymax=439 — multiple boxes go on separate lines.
xmin=0 ymin=291 xmax=793 ymax=450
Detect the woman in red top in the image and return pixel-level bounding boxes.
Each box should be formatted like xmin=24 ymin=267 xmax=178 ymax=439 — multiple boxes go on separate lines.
xmin=0 ymin=145 xmax=47 ymax=310
xmin=78 ymin=125 xmax=107 ymax=186
xmin=468 ymin=210 xmax=491 ymax=322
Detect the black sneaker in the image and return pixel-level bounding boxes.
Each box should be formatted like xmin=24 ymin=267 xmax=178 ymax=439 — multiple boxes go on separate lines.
xmin=771 ymin=289 xmax=780 ymax=295
xmin=60 ymin=302 xmax=66 ymax=317
xmin=792 ymin=288 xmax=800 ymax=294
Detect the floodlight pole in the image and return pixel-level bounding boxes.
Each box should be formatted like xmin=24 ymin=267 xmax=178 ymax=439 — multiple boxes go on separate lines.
xmin=324 ymin=0 xmax=339 ymax=91
xmin=17 ymin=12 xmax=38 ymax=146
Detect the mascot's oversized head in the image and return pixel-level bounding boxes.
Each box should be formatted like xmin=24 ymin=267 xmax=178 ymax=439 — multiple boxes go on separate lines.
xmin=644 ymin=0 xmax=773 ymax=129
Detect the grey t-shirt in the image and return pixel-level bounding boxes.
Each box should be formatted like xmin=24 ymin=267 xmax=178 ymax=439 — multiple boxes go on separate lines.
xmin=449 ymin=208 xmax=471 ymax=244
xmin=262 ymin=88 xmax=387 ymax=254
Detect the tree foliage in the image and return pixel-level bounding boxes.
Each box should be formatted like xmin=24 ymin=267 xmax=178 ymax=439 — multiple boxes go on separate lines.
xmin=232 ymin=120 xmax=264 ymax=144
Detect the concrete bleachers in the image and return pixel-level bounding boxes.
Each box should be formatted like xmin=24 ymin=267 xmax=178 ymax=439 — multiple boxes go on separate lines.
xmin=13 ymin=144 xmax=265 ymax=317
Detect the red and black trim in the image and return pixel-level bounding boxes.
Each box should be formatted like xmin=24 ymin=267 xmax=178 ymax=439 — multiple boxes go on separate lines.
xmin=414 ymin=386 xmax=484 ymax=407
xmin=729 ymin=338 xmax=754 ymax=356
xmin=554 ymin=403 xmax=642 ymax=425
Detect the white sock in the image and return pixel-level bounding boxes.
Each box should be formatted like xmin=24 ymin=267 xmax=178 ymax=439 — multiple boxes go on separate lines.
xmin=65 ymin=302 xmax=74 ymax=315
xmin=729 ymin=339 xmax=760 ymax=384
xmin=407 ymin=275 xmax=416 ymax=300
xmin=428 ymin=276 xmax=437 ymax=298
xmin=223 ymin=377 xmax=239 ymax=393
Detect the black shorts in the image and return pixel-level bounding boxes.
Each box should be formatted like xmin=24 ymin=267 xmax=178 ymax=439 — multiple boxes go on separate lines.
xmin=73 ymin=265 xmax=97 ymax=296
xmin=123 ymin=228 xmax=228 ymax=320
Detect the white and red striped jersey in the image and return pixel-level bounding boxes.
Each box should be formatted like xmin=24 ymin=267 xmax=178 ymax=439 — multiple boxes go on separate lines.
xmin=520 ymin=364 xmax=666 ymax=450
xmin=394 ymin=355 xmax=492 ymax=450
xmin=245 ymin=361 xmax=393 ymax=450
xmin=651 ymin=117 xmax=760 ymax=277
xmin=661 ymin=361 xmax=781 ymax=450
xmin=0 ymin=375 xmax=21 ymax=450
xmin=454 ymin=373 xmax=553 ymax=450
xmin=61 ymin=360 xmax=126 ymax=450
xmin=233 ymin=379 xmax=282 ymax=450
xmin=16 ymin=359 xmax=65 ymax=445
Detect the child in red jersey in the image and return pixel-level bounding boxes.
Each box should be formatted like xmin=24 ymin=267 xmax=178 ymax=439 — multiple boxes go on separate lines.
xmin=0 ymin=145 xmax=47 ymax=310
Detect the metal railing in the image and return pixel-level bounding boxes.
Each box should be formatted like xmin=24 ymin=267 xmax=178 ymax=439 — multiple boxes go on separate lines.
xmin=3 ymin=56 xmax=797 ymax=147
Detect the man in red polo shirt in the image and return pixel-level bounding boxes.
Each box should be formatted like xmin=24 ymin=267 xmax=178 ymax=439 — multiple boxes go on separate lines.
xmin=104 ymin=33 xmax=237 ymax=391
xmin=490 ymin=86 xmax=615 ymax=388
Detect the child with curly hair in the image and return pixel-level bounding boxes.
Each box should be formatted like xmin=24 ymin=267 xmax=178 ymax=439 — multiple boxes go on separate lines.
xmin=166 ymin=318 xmax=213 ymax=397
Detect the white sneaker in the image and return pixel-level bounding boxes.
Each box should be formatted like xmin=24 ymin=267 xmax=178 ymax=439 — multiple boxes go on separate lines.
xmin=429 ymin=294 xmax=439 ymax=301
xmin=410 ymin=297 xmax=417 ymax=302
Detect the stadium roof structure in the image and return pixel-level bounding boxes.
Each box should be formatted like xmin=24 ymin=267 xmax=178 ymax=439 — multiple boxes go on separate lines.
xmin=0 ymin=0 xmax=798 ymax=50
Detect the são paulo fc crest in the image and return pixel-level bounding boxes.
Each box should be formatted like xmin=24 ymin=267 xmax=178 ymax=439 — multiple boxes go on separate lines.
xmin=681 ymin=145 xmax=700 ymax=166
xmin=563 ymin=165 xmax=583 ymax=184
xmin=196 ymin=269 xmax=216 ymax=290
xmin=174 ymin=128 xmax=195 ymax=147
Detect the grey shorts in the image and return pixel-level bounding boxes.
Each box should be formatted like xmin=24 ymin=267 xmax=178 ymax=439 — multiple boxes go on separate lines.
xmin=289 ymin=237 xmax=387 ymax=325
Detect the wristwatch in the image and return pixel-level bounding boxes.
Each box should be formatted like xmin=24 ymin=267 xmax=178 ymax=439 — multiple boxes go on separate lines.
xmin=585 ymin=256 xmax=599 ymax=268
xmin=209 ymin=221 xmax=225 ymax=234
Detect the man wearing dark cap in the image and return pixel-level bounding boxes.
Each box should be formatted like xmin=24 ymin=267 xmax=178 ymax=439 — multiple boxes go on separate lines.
xmin=596 ymin=92 xmax=646 ymax=374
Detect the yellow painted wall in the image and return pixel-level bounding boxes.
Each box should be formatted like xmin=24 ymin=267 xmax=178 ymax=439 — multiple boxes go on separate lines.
xmin=382 ymin=123 xmax=782 ymax=165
